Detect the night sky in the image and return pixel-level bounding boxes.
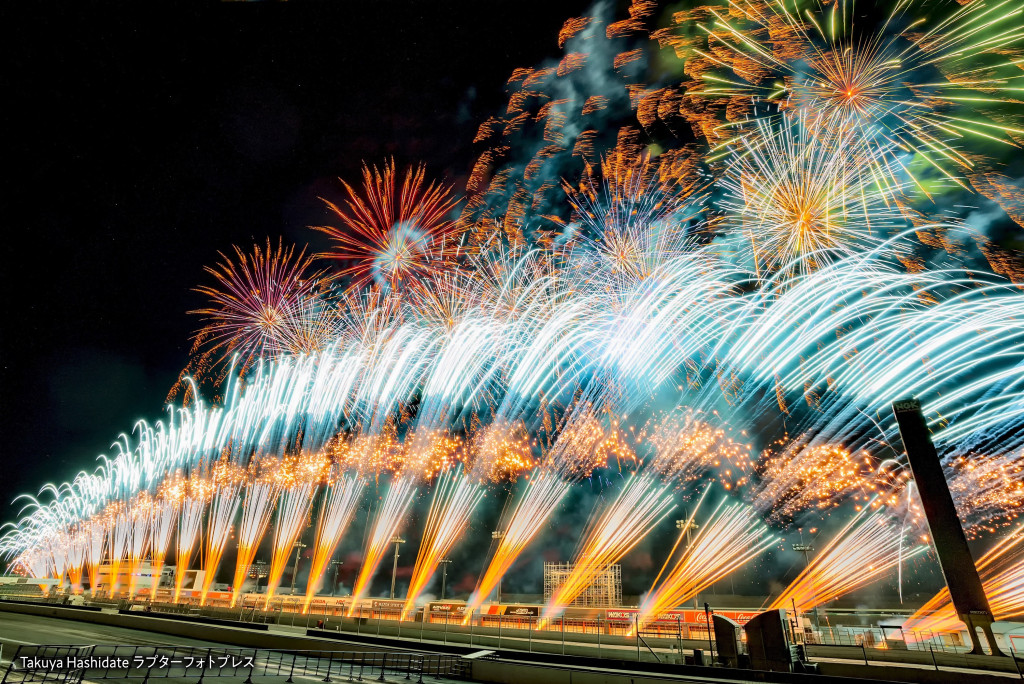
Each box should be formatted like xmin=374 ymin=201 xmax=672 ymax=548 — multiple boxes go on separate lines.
xmin=1 ymin=1 xmax=593 ymax=515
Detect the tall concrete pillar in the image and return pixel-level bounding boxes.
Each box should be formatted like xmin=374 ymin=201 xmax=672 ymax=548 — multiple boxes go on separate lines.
xmin=892 ymin=398 xmax=1003 ymax=656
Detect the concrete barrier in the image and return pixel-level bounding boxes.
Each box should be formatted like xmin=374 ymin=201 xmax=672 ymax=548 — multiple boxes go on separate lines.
xmin=116 ymin=609 xmax=270 ymax=630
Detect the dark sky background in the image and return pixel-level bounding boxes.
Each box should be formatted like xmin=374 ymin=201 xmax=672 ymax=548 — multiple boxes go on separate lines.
xmin=1 ymin=1 xmax=595 ymax=517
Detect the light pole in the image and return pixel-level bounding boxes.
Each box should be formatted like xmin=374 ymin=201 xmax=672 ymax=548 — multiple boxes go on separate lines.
xmin=438 ymin=558 xmax=453 ymax=600
xmin=289 ymin=541 xmax=307 ymax=595
xmin=793 ymin=528 xmax=820 ymax=635
xmin=252 ymin=559 xmax=268 ymax=594
xmin=491 ymin=530 xmax=505 ymax=604
xmin=390 ymin=536 xmax=405 ymax=599
xmin=676 ymin=517 xmax=699 ymax=609
xmin=329 ymin=560 xmax=343 ymax=597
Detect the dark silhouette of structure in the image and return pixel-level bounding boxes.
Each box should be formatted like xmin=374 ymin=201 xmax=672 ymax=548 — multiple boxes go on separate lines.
xmin=892 ymin=398 xmax=1004 ymax=656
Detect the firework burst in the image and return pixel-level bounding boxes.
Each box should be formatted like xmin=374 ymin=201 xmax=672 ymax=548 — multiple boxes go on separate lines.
xmin=191 ymin=239 xmax=325 ymax=369
xmin=316 ymin=160 xmax=460 ymax=289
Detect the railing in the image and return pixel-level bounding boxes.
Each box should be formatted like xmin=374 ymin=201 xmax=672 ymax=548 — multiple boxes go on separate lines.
xmin=8 ymin=594 xmax=1023 ymax=674
xmin=0 ymin=645 xmax=462 ymax=684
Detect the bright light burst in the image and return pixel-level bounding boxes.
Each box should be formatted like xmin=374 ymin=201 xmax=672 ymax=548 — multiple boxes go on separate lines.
xmin=639 ymin=491 xmax=776 ymax=630
xmin=316 ymin=160 xmax=459 ymax=289
xmin=540 ymin=473 xmax=675 ymax=622
xmin=191 ymin=238 xmax=326 ymax=369
xmin=770 ymin=505 xmax=926 ymax=612
xmin=690 ymin=0 xmax=1024 ymax=188
xmin=719 ymin=111 xmax=904 ymax=278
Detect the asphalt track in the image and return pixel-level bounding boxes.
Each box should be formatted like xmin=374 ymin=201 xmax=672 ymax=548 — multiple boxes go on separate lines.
xmin=0 ymin=612 xmax=461 ymax=683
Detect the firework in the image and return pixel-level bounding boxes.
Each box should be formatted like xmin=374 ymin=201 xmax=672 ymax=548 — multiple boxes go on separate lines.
xmin=464 ymin=471 xmax=571 ymax=620
xmin=688 ymin=0 xmax=1024 ymax=187
xmin=540 ymin=473 xmax=675 ymax=622
xmin=231 ymin=476 xmax=280 ymax=607
xmin=107 ymin=505 xmax=130 ymax=596
xmin=316 ymin=160 xmax=459 ymax=289
xmin=639 ymin=492 xmax=776 ymax=629
xmin=148 ymin=499 xmax=177 ymax=595
xmin=640 ymin=410 xmax=752 ymax=490
xmin=561 ymin=149 xmax=706 ymax=283
xmin=200 ymin=481 xmax=241 ymax=606
xmin=64 ymin=529 xmax=87 ymax=594
xmin=402 ymin=469 xmax=484 ymax=617
xmin=303 ymin=474 xmax=365 ymax=612
xmin=174 ymin=480 xmax=209 ymax=603
xmin=750 ymin=441 xmax=879 ymax=523
xmin=346 ymin=476 xmax=417 ymax=615
xmin=947 ymin=450 xmax=1024 ymax=532
xmin=84 ymin=521 xmax=105 ymax=594
xmin=264 ymin=454 xmax=328 ymax=605
xmin=469 ymin=421 xmax=536 ymax=483
xmin=191 ymin=238 xmax=325 ymax=369
xmin=718 ymin=111 xmax=904 ymax=278
xmin=770 ymin=505 xmax=926 ymax=613
xmin=905 ymin=523 xmax=1024 ymax=634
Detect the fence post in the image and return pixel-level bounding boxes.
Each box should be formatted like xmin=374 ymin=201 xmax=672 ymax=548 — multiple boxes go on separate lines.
xmin=469 ymin=609 xmax=474 ymax=647
xmin=497 ymin=614 xmax=502 ymax=649
xmin=285 ymin=653 xmax=296 ymax=683
xmin=563 ymin=617 xmax=567 ymax=656
xmin=322 ymin=652 xmax=333 ymax=683
xmin=1010 ymin=644 xmax=1024 ymax=680
xmin=377 ymin=653 xmax=387 ymax=682
xmin=197 ymin=647 xmax=212 ymax=684
xmin=528 ymin=618 xmax=533 ymax=653
xmin=598 ymin=617 xmax=603 ymax=658
xmin=635 ymin=616 xmax=640 ymax=661
xmin=928 ymin=645 xmax=939 ymax=671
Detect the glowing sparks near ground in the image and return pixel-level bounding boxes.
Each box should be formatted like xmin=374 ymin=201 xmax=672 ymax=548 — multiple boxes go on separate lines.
xmin=639 ymin=493 xmax=775 ymax=629
xmin=770 ymin=506 xmax=926 ymax=613
xmin=303 ymin=475 xmax=365 ymax=612
xmin=347 ymin=477 xmax=417 ymax=615
xmin=541 ymin=474 xmax=675 ymax=622
xmin=465 ymin=472 xmax=571 ymax=619
xmin=231 ymin=478 xmax=280 ymax=607
xmin=200 ymin=484 xmax=240 ymax=606
xmin=403 ymin=470 xmax=484 ymax=617
xmin=905 ymin=523 xmax=1024 ymax=634
xmin=174 ymin=489 xmax=206 ymax=603
xmin=265 ymin=481 xmax=317 ymax=605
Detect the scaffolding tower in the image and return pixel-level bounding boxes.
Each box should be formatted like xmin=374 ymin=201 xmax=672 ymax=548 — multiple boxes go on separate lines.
xmin=543 ymin=562 xmax=622 ymax=607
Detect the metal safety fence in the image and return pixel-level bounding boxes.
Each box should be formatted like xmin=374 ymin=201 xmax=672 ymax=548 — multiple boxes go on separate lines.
xmin=0 ymin=645 xmax=463 ymax=684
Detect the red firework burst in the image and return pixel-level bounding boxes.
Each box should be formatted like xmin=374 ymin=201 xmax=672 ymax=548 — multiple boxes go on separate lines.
xmin=191 ymin=238 xmax=326 ymax=369
xmin=315 ymin=160 xmax=460 ymax=289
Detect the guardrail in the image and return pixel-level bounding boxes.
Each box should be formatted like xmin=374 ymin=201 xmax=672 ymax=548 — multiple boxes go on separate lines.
xmin=0 ymin=645 xmax=463 ymax=683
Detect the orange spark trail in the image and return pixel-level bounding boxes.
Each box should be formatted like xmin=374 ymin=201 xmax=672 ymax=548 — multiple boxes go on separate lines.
xmin=905 ymin=524 xmax=1024 ymax=635
xmin=464 ymin=471 xmax=571 ymax=620
xmin=639 ymin=493 xmax=775 ymax=630
xmin=770 ymin=506 xmax=925 ymax=613
xmin=303 ymin=475 xmax=365 ymax=612
xmin=346 ymin=476 xmax=417 ymax=616
xmin=541 ymin=473 xmax=675 ymax=623
xmin=403 ymin=470 xmax=484 ymax=618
